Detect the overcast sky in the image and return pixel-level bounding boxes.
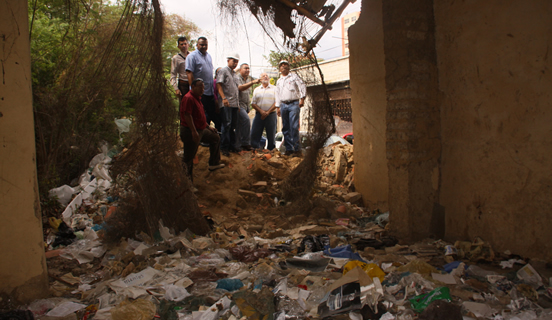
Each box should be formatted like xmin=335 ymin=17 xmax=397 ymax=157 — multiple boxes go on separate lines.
xmin=159 ymin=0 xmax=362 ymax=77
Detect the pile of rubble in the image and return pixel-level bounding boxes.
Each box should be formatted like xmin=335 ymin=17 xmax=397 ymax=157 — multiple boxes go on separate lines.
xmin=15 ymin=143 xmax=552 ymax=320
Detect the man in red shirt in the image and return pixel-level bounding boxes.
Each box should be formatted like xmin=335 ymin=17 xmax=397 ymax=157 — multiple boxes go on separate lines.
xmin=180 ymin=78 xmax=225 ymax=183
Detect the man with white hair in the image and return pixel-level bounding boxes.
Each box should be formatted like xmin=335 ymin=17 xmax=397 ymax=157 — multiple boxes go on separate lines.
xmin=275 ymin=60 xmax=306 ymax=156
xmin=250 ymin=72 xmax=277 ymax=150
xmin=216 ymin=53 xmax=241 ymax=156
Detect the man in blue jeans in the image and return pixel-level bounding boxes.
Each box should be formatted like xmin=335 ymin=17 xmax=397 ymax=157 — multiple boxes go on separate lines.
xmin=275 ymin=60 xmax=306 ymax=156
xmin=250 ymin=73 xmax=277 ymax=150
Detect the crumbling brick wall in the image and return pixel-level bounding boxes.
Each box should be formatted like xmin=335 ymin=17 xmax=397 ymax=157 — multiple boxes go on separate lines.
xmin=382 ymin=0 xmax=442 ymax=241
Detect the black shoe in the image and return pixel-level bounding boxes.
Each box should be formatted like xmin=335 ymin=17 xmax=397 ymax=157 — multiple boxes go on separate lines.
xmin=222 ymin=150 xmax=230 ymax=156
xmin=242 ymin=145 xmax=253 ymax=151
xmin=200 ymin=142 xmax=209 ymax=147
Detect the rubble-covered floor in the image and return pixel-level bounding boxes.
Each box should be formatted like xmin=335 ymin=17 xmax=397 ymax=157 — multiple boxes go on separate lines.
xmin=11 ymin=144 xmax=552 ymax=320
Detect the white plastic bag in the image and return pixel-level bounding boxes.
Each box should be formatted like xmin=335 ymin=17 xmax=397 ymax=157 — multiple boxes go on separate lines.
xmin=49 ymin=185 xmax=76 ymax=206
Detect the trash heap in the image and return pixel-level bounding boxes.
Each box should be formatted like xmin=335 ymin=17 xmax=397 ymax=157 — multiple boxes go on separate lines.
xmin=20 ymin=144 xmax=552 ymax=320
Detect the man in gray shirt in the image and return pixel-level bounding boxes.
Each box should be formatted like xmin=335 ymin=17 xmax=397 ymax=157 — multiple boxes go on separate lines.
xmin=236 ymin=63 xmax=260 ymax=151
xmin=216 ymin=53 xmax=241 ymax=156
xmin=185 ymin=37 xmax=220 ymax=131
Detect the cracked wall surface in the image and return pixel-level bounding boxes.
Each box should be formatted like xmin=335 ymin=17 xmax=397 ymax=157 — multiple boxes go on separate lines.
xmin=351 ymin=0 xmax=552 ymax=259
xmin=435 ymin=0 xmax=552 ymax=259
xmin=0 ymin=0 xmax=49 ymax=303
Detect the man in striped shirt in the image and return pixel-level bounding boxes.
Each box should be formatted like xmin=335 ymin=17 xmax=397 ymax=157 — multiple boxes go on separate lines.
xmin=250 ymin=73 xmax=277 ymax=150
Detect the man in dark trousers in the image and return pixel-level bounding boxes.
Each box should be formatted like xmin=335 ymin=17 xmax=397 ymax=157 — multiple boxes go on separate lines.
xmin=170 ymin=36 xmax=190 ymax=101
xmin=180 ymin=78 xmax=225 ymax=186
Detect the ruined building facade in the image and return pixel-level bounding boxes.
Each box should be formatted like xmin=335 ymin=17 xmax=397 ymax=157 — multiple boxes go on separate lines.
xmin=350 ymin=0 xmax=552 ymax=259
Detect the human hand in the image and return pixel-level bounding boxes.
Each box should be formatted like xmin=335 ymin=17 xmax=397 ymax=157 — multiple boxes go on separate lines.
xmin=277 ymin=109 xmax=281 ymax=117
xmin=192 ymin=131 xmax=200 ymax=144
xmin=223 ymin=98 xmax=229 ymax=107
xmin=261 ymin=111 xmax=268 ymax=120
xmin=175 ymin=89 xmax=181 ymax=97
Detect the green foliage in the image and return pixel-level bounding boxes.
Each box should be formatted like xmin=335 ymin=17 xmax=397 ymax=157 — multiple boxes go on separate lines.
xmin=263 ymin=50 xmax=321 ymax=69
xmin=29 ymin=0 xmax=199 ymax=194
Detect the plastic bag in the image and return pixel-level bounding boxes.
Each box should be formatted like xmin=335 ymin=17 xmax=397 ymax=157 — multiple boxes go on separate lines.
xmin=216 ymin=278 xmax=244 ymax=292
xmin=164 ymin=285 xmax=191 ymax=302
xmin=409 ymin=287 xmax=451 ymax=313
xmin=343 ymin=261 xmax=386 ymax=282
xmin=49 ymin=185 xmax=76 ymax=206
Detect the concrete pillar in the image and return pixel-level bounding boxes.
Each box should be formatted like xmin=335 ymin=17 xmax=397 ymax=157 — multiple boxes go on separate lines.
xmin=382 ymin=0 xmax=442 ymax=241
xmin=349 ymin=0 xmax=389 ymax=211
xmin=0 ymin=0 xmax=49 ymax=303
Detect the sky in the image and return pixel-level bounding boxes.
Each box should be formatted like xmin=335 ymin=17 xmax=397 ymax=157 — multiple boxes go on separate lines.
xmin=159 ymin=0 xmax=362 ymax=77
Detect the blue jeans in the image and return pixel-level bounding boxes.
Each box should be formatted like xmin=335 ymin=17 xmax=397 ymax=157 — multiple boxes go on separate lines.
xmin=236 ymin=108 xmax=251 ymax=147
xmin=250 ymin=112 xmax=277 ymax=150
xmin=280 ymin=101 xmax=301 ymax=152
xmin=221 ymin=107 xmax=239 ymax=151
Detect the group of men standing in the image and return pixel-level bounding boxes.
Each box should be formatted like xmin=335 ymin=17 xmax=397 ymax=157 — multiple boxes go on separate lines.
xmin=170 ymin=36 xmax=306 ymax=185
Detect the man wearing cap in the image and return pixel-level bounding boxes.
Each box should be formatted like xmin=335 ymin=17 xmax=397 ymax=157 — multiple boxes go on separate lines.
xmin=170 ymin=36 xmax=190 ymax=101
xmin=250 ymin=72 xmax=277 ymax=150
xmin=216 ymin=53 xmax=241 ymax=156
xmin=236 ymin=63 xmax=261 ymax=151
xmin=180 ymin=78 xmax=225 ymax=184
xmin=275 ymin=60 xmax=307 ymax=156
xmin=185 ymin=37 xmax=221 ymax=132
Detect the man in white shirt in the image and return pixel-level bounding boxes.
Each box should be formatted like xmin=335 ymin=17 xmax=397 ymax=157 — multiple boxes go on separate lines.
xmin=250 ymin=73 xmax=277 ymax=150
xmin=275 ymin=60 xmax=307 ymax=156
xmin=169 ymin=36 xmax=190 ymax=101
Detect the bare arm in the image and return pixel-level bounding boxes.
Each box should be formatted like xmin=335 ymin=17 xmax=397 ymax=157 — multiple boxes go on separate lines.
xmin=238 ymin=78 xmax=261 ymax=91
xmin=217 ymin=82 xmax=229 ymax=107
xmin=186 ymin=70 xmax=194 ymax=85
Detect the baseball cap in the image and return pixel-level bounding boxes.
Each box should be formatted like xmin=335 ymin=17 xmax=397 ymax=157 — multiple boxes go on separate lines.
xmin=279 ymin=60 xmax=289 ymax=66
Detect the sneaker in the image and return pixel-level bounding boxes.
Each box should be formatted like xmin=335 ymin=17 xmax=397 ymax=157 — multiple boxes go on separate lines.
xmin=208 ymin=163 xmax=225 ymax=171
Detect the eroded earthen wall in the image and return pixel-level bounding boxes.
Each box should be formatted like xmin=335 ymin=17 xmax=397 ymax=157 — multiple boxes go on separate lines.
xmin=435 ymin=0 xmax=552 ymax=258
xmin=382 ymin=0 xmax=442 ymax=240
xmin=0 ymin=0 xmax=49 ymax=303
xmin=349 ymin=0 xmax=389 ymax=211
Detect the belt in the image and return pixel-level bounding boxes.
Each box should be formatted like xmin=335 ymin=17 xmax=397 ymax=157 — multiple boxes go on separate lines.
xmin=281 ymin=99 xmax=298 ymax=104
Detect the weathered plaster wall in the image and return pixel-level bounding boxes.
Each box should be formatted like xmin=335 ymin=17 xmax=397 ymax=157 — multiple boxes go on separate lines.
xmin=382 ymin=0 xmax=442 ymax=240
xmin=0 ymin=0 xmax=49 ymax=303
xmin=435 ymin=0 xmax=552 ymax=258
xmin=349 ymin=0 xmax=389 ymax=211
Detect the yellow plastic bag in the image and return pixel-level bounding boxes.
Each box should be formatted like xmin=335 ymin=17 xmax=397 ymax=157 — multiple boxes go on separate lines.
xmin=343 ymin=261 xmax=386 ymax=282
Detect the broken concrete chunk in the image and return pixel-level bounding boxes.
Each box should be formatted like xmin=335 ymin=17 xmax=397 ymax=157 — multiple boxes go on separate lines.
xmin=342 ymin=192 xmax=362 ymax=203
xmin=267 ymin=158 xmax=284 ymax=168
xmin=334 ymin=150 xmax=347 ymax=183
